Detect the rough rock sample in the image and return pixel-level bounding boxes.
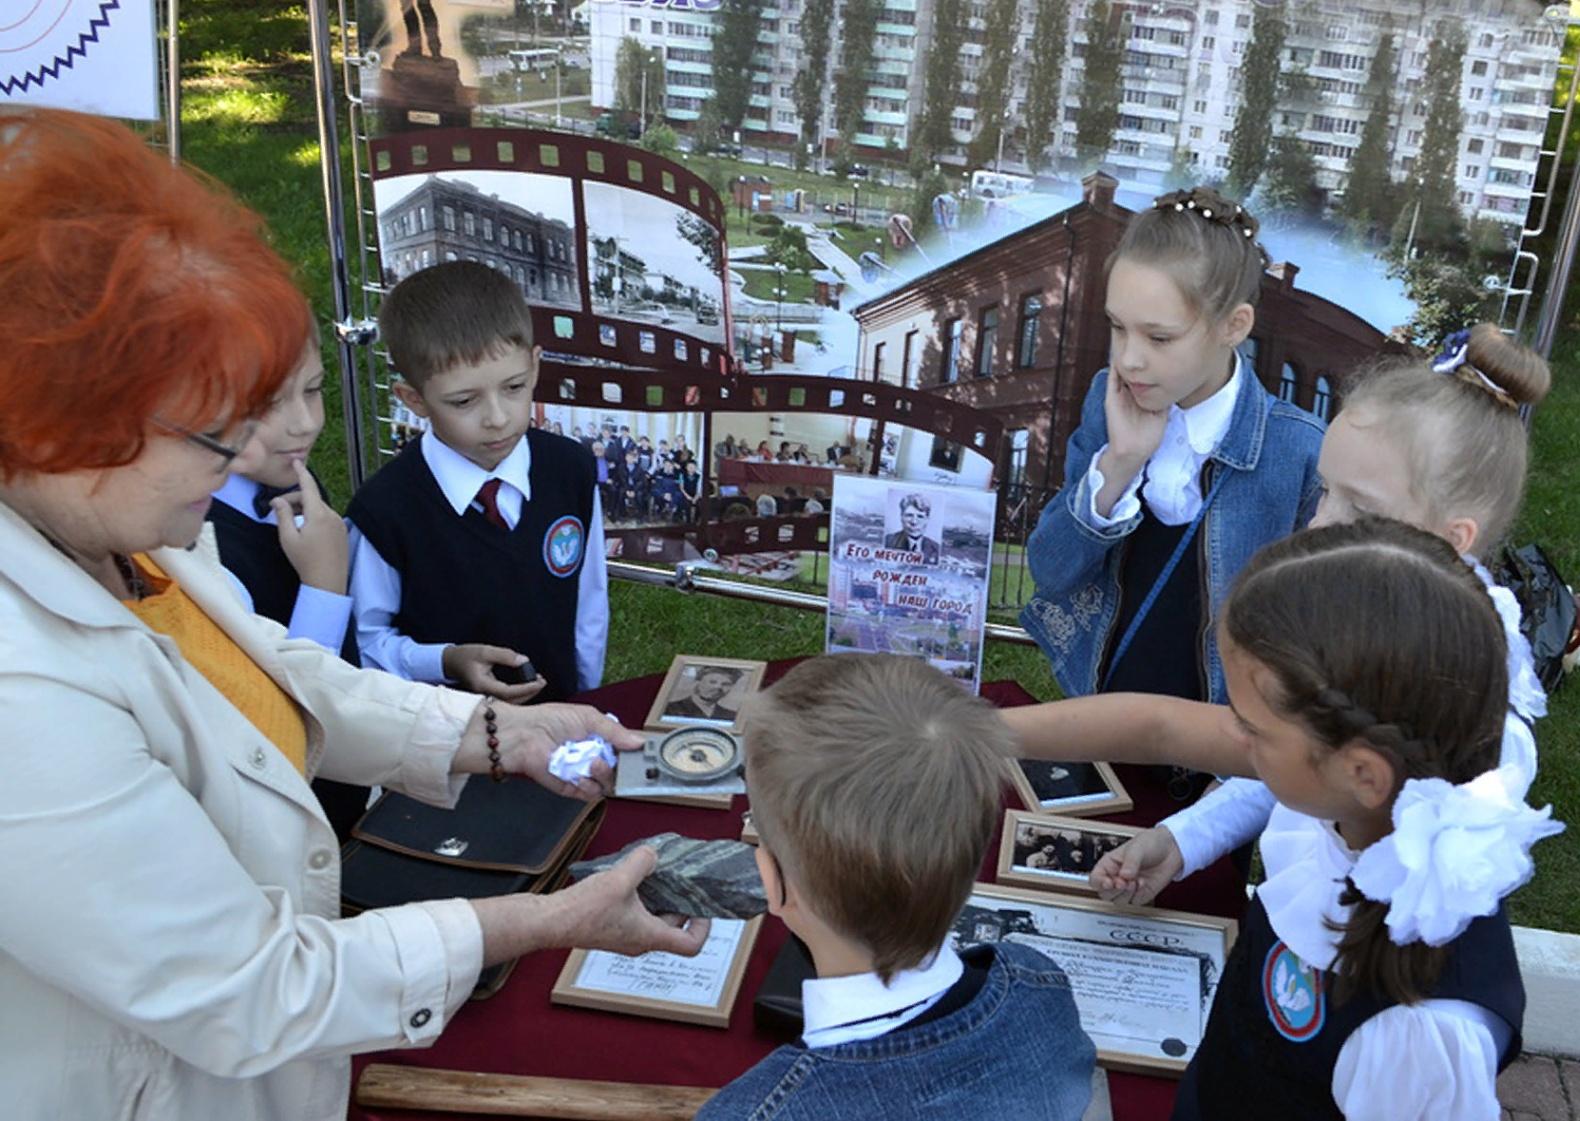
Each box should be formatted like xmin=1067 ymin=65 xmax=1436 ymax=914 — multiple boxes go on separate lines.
xmin=570 ymin=832 xmax=767 ymax=919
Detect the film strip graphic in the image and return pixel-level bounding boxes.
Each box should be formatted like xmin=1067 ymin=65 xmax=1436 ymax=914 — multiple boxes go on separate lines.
xmin=368 ymin=125 xmax=1005 ymax=560
xmin=370 ymin=127 xmax=732 ymax=378
xmin=539 ymin=358 xmax=1004 ymax=562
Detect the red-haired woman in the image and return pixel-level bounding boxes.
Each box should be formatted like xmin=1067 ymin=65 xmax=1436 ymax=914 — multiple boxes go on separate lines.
xmin=0 ymin=110 xmax=706 ymax=1120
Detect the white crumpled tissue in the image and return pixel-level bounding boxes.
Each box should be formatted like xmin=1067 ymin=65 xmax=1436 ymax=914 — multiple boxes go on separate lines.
xmin=549 ymin=735 xmax=617 ymax=783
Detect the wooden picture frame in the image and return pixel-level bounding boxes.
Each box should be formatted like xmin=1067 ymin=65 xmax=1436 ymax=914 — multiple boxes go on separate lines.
xmin=740 ymin=809 xmax=758 ymax=845
xmin=1008 ymin=758 xmax=1133 ymax=817
xmin=950 ymin=882 xmax=1237 ymax=1076
xmin=643 ymin=655 xmax=767 ymax=734
xmin=996 ymin=811 xmax=1141 ymax=896
xmin=551 ymin=916 xmax=763 ymax=1028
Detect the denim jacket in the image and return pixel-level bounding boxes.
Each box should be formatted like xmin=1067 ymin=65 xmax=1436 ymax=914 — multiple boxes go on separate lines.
xmin=1020 ymin=367 xmax=1324 ymax=703
xmin=695 ymin=942 xmax=1094 ymax=1121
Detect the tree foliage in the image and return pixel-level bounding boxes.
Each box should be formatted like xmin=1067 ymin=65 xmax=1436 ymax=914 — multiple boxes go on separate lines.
xmin=711 ymin=0 xmax=765 ymax=132
xmin=968 ymin=0 xmax=1021 ymax=168
xmin=793 ymin=0 xmax=835 ymax=166
xmin=1261 ymin=135 xmax=1323 ymax=223
xmin=1021 ymin=0 xmax=1069 ymax=172
xmin=1074 ymin=0 xmax=1123 ymax=165
xmin=834 ymin=0 xmax=882 ymax=143
xmin=1226 ymin=4 xmax=1287 ymax=195
xmin=613 ymin=37 xmax=665 ymax=121
xmin=1396 ymin=20 xmax=1468 ymax=259
xmin=1338 ymin=25 xmax=1400 ymax=235
xmin=916 ymin=0 xmax=966 ymax=164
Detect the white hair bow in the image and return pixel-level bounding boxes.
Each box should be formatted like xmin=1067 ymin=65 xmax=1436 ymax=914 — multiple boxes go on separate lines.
xmin=1351 ymin=764 xmax=1563 ymax=947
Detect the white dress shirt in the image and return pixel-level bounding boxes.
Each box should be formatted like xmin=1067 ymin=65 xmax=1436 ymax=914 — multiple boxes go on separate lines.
xmin=347 ymin=431 xmax=608 ymax=691
xmin=1222 ymin=806 xmax=1508 ymax=1120
xmin=211 ymin=474 xmax=355 ymax=653
xmin=1082 ymin=354 xmax=1243 ymax=530
xmin=800 ymin=943 xmax=965 ymax=1049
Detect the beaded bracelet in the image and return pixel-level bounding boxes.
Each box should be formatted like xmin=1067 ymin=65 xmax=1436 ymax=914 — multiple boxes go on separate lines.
xmin=484 ymin=701 xmax=505 ymax=783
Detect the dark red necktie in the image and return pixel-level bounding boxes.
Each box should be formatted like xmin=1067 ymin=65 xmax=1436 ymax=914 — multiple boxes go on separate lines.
xmin=474 ymin=478 xmax=509 ymax=530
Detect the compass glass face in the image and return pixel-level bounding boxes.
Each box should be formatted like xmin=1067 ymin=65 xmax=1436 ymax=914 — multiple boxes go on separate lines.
xmin=655 ymin=728 xmax=740 ymax=782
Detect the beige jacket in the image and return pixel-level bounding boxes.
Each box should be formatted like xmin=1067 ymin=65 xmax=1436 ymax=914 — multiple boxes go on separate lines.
xmin=0 ymin=500 xmax=485 ymax=1121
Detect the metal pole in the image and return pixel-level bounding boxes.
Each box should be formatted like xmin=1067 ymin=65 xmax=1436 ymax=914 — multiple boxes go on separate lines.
xmin=307 ymin=0 xmax=372 ymax=490
xmin=610 ymin=561 xmax=1037 ymax=646
xmin=1533 ymin=155 xmax=1580 ymax=358
xmin=165 ymin=0 xmax=181 ymax=164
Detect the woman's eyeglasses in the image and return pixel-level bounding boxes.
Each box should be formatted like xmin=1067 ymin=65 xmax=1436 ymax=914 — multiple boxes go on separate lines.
xmin=152 ymin=417 xmax=256 ymax=465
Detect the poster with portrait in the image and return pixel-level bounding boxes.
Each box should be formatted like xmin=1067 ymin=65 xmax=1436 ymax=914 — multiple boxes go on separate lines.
xmin=826 ymin=476 xmax=996 ymax=693
xmin=1 ymin=0 xmax=160 ymax=120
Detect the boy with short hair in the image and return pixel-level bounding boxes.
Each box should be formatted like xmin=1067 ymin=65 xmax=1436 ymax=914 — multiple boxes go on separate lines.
xmin=346 ymin=260 xmax=607 ymax=702
xmin=698 ymin=654 xmax=1094 ymax=1121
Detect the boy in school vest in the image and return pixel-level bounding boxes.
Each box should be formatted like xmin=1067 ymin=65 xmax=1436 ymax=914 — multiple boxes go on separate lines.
xmin=207 ymin=334 xmax=370 ymax=839
xmin=346 ymin=261 xmax=607 ymax=703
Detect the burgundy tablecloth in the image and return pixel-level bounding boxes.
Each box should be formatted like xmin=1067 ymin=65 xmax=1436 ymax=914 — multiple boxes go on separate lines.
xmin=349 ymin=666 xmax=1247 ymax=1121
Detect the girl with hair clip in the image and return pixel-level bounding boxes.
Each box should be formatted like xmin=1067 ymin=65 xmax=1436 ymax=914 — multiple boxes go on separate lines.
xmin=1021 ymin=186 xmax=1324 ymax=802
xmin=1156 ymin=520 xmax=1562 ymax=1121
xmin=1042 ymin=324 xmax=1555 ymax=900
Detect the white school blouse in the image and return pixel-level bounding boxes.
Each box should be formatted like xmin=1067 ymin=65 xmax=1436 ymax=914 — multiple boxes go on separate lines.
xmin=1080 ymin=353 xmax=1244 ymax=530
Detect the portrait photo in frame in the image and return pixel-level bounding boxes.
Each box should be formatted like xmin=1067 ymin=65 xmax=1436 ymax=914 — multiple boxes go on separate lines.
xmin=551 ymin=916 xmax=763 ymax=1029
xmin=996 ymin=811 xmax=1142 ymax=896
xmin=949 ymin=883 xmax=1237 ymax=1076
xmin=644 ymin=655 xmax=767 ymax=734
xmin=1009 ymin=759 xmax=1133 ymax=817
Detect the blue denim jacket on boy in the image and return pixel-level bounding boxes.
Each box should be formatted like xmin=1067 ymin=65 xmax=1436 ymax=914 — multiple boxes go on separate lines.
xmin=1020 ymin=366 xmax=1324 ymax=704
xmin=695 ymin=942 xmax=1094 ymax=1121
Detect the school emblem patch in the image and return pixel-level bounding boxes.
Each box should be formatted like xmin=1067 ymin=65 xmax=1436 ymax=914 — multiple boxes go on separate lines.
xmin=543 ymin=515 xmax=584 ymax=577
xmin=1262 ymin=940 xmax=1325 ymax=1042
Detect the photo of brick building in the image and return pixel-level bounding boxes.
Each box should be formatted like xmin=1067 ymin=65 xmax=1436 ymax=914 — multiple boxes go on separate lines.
xmin=850 ymin=172 xmax=1389 ymax=494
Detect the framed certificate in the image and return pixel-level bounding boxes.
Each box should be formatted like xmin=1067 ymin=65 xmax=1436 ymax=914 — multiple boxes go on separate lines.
xmin=949 ymin=883 xmax=1237 ymax=1076
xmin=996 ymin=811 xmax=1142 ymax=896
xmin=551 ymin=916 xmax=763 ymax=1029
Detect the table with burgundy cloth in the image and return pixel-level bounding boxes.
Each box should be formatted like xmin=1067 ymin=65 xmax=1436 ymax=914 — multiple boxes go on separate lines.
xmin=350 ymin=663 xmax=1249 ymax=1121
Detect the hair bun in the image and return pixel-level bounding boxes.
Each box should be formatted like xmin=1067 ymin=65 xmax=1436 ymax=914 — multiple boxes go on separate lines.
xmin=1463 ymin=323 xmax=1551 ymax=408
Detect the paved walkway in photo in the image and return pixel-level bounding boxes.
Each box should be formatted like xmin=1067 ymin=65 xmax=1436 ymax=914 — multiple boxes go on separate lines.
xmin=1501 ymin=1053 xmax=1580 ymax=1120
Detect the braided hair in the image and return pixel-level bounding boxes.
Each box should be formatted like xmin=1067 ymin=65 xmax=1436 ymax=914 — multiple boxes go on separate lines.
xmin=1223 ymin=518 xmax=1508 ymax=1005
xmin=1108 ymin=185 xmax=1272 ymax=322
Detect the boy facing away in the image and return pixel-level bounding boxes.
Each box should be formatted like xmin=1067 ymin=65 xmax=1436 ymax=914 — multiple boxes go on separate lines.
xmin=698 ymin=654 xmax=1095 ymax=1121
xmin=346 ymin=261 xmax=607 ymax=702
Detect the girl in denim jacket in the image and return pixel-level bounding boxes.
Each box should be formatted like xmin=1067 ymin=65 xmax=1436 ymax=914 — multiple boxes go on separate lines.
xmin=1021 ymin=188 xmax=1324 ymax=730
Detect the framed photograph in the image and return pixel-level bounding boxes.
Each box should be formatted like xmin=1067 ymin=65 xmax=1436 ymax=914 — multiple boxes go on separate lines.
xmin=740 ymin=809 xmax=759 ymax=846
xmin=996 ymin=811 xmax=1141 ymax=896
xmin=551 ymin=916 xmax=762 ymax=1028
xmin=1009 ymin=759 xmax=1132 ymax=817
xmin=643 ymin=655 xmax=766 ymax=734
xmin=949 ymin=883 xmax=1237 ymax=1076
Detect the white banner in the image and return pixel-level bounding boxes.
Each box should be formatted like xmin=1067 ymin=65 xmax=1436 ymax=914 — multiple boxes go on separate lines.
xmin=1 ymin=0 xmax=160 ymax=121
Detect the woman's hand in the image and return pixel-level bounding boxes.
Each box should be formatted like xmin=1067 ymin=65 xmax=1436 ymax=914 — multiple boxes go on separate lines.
xmin=273 ymin=459 xmax=350 ymax=595
xmin=473 ymin=846 xmax=710 ymax=966
xmin=456 ymin=701 xmax=644 ymax=801
xmin=1090 ymin=827 xmax=1184 ymax=906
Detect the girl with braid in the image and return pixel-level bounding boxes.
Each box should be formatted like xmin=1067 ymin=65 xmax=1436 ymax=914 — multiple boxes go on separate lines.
xmin=1159 ymin=521 xmax=1559 ymax=1119
xmin=1007 ymin=324 xmax=1555 ymax=902
xmin=1022 ymin=187 xmax=1324 ymax=806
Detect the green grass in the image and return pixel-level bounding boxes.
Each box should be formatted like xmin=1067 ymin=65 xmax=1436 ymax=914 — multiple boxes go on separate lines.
xmin=739 ymin=268 xmax=816 ymax=304
xmin=177 ymin=0 xmax=1579 ymax=933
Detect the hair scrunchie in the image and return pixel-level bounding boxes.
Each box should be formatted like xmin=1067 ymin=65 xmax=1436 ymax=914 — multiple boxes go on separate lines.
xmin=1350 ymin=763 xmax=1563 ymax=947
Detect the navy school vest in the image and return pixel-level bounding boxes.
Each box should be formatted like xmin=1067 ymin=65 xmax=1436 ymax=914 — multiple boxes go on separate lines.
xmin=207 ymin=480 xmax=361 ymax=666
xmin=345 ymin=430 xmax=596 ymax=702
xmin=1172 ymin=893 xmax=1524 ymax=1121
